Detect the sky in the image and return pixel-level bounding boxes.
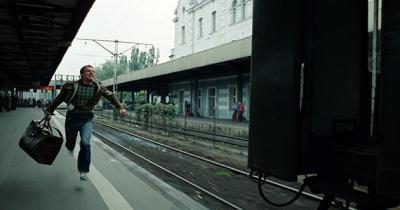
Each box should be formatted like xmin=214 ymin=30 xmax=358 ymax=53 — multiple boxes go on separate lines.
xmin=55 ymin=0 xmax=178 ymax=76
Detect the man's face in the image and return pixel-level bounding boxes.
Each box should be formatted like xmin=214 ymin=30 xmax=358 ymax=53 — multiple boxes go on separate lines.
xmin=81 ymin=66 xmax=95 ymax=82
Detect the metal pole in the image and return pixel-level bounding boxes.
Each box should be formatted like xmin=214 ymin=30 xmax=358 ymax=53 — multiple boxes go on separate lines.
xmin=213 ymin=107 xmax=217 ymax=147
xmin=113 ymin=40 xmax=119 ymax=94
xmin=184 ymin=110 xmax=187 ymax=138
xmin=370 ymin=0 xmax=379 ymax=137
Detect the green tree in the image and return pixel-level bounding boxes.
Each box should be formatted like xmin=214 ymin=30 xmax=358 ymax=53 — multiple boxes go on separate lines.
xmin=138 ymin=51 xmax=148 ymax=69
xmin=147 ymin=46 xmax=155 ymax=67
xmin=155 ymin=48 xmax=160 ymax=65
xmin=95 ymin=61 xmax=114 ymax=81
xmin=129 ymin=48 xmax=140 ymax=71
xmin=95 ymin=56 xmax=128 ymax=81
xmin=117 ymin=55 xmax=128 ymax=75
xmin=134 ymin=90 xmax=148 ymax=105
xmin=128 ymin=46 xmax=159 ymax=71
xmin=96 ymin=46 xmax=160 ymax=81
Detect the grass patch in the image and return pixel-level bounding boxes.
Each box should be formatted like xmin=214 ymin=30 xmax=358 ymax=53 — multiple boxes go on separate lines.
xmin=215 ymin=170 xmax=233 ymax=177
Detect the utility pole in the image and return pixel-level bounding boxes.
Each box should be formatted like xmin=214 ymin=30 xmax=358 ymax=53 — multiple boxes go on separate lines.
xmin=75 ymin=38 xmax=153 ymax=94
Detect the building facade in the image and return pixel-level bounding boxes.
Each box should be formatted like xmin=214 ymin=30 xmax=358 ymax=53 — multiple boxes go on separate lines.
xmin=172 ymin=0 xmax=253 ymax=58
xmin=167 ymin=0 xmax=253 ymax=120
xmin=169 ymin=73 xmax=251 ymax=119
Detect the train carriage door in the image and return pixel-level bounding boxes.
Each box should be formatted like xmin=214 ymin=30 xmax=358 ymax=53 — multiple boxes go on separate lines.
xmin=208 ymin=87 xmax=216 ymax=117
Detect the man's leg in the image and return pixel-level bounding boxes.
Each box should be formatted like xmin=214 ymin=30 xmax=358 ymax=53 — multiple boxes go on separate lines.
xmin=77 ymin=119 xmax=93 ymax=173
xmin=65 ymin=118 xmax=78 ymax=151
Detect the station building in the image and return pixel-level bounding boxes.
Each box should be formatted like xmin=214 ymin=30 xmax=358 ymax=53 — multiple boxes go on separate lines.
xmin=103 ymin=0 xmax=253 ymax=120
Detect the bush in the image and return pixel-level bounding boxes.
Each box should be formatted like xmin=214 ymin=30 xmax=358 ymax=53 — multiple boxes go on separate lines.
xmin=136 ymin=103 xmax=175 ymax=129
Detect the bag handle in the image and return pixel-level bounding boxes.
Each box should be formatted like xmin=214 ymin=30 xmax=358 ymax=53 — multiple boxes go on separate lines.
xmin=49 ymin=126 xmax=63 ymax=139
xmin=37 ymin=118 xmax=63 ymax=139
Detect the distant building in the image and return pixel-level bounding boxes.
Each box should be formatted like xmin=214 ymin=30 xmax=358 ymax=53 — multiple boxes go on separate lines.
xmin=171 ymin=0 xmax=253 ymax=59
xmin=103 ymin=0 xmax=254 ymax=120
xmin=166 ymin=0 xmax=253 ymax=119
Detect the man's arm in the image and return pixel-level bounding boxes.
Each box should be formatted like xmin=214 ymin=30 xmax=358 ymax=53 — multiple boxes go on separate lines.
xmin=101 ymin=86 xmax=128 ymax=117
xmin=43 ymin=84 xmax=68 ymax=117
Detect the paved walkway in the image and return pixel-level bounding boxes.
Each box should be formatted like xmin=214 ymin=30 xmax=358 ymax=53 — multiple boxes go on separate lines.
xmin=0 ymin=108 xmax=208 ymax=210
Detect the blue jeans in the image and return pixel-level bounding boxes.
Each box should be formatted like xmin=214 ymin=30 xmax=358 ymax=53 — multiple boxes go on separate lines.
xmin=65 ymin=117 xmax=93 ymax=173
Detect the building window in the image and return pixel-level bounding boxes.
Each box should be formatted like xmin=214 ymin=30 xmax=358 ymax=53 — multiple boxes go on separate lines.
xmin=242 ymin=0 xmax=247 ymax=20
xmin=198 ymin=18 xmax=203 ymax=38
xmin=211 ymin=11 xmax=217 ymax=33
xmin=228 ymin=86 xmax=237 ymax=108
xmin=181 ymin=26 xmax=185 ymax=44
xmin=232 ymin=0 xmax=239 ymax=24
xmin=179 ymin=90 xmax=184 ymax=114
xmin=182 ymin=7 xmax=186 ymax=18
xmin=198 ymin=89 xmax=202 ymax=110
xmin=208 ymin=87 xmax=216 ymax=117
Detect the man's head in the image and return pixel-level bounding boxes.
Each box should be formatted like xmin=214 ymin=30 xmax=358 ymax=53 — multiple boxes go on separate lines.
xmin=80 ymin=65 xmax=95 ymax=83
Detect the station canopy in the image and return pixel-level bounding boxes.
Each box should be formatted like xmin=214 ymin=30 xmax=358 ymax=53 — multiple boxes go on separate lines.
xmin=0 ymin=0 xmax=95 ymax=89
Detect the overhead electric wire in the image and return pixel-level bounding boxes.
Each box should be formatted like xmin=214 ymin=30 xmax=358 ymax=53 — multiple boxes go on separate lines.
xmin=105 ymin=0 xmax=146 ymax=37
xmin=71 ymin=53 xmax=112 ymax=58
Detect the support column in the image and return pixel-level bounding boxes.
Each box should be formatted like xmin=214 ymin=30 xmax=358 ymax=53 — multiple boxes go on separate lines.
xmin=131 ymin=91 xmax=135 ymax=110
xmin=161 ymin=94 xmax=166 ymax=104
xmin=146 ymin=90 xmax=150 ymax=103
xmin=193 ymin=78 xmax=199 ymax=116
xmin=378 ymin=0 xmax=400 ymax=198
xmin=237 ymin=72 xmax=243 ymax=103
xmin=159 ymin=84 xmax=169 ymax=104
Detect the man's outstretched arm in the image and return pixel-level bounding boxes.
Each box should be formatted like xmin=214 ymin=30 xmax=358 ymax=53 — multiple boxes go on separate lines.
xmin=101 ymin=86 xmax=128 ymax=117
xmin=43 ymin=85 xmax=68 ymax=118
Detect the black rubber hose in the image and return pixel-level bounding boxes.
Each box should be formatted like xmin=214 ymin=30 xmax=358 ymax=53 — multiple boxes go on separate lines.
xmin=257 ymin=174 xmax=307 ymax=207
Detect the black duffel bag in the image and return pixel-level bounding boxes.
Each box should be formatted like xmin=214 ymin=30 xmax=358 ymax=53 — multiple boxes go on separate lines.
xmin=19 ymin=118 xmax=63 ymax=165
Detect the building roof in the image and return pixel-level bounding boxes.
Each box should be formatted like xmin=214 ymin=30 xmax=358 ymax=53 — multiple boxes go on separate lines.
xmin=102 ymin=36 xmax=251 ymax=89
xmin=0 ymin=0 xmax=95 ymax=89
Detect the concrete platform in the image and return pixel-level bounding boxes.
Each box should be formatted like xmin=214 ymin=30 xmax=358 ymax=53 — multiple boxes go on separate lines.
xmin=98 ymin=109 xmax=249 ymax=138
xmin=0 ymin=108 xmax=208 ymax=210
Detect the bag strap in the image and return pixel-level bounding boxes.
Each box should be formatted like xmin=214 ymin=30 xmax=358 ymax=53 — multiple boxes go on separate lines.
xmin=39 ymin=118 xmax=63 ymax=139
xmin=50 ymin=126 xmax=63 ymax=138
xmin=45 ymin=119 xmax=55 ymax=133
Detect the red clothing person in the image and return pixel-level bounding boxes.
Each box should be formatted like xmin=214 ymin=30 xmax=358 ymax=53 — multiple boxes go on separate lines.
xmin=232 ymin=103 xmax=238 ymax=122
xmin=238 ymin=102 xmax=245 ymax=122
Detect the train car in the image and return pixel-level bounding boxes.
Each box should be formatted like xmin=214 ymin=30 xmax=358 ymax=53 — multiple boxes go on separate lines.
xmin=248 ymin=0 xmax=400 ymax=209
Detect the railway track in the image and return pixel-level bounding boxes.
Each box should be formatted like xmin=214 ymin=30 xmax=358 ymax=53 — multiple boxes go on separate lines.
xmin=56 ymin=110 xmax=356 ymax=209
xmin=92 ymin=121 xmax=324 ymax=210
xmin=95 ymin=112 xmax=249 ymax=147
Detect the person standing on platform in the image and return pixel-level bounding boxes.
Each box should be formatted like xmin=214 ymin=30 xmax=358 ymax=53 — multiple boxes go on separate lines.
xmin=0 ymin=92 xmax=3 ymax=112
xmin=238 ymin=101 xmax=245 ymax=122
xmin=43 ymin=65 xmax=128 ymax=180
xmin=4 ymin=93 xmax=10 ymax=112
xmin=231 ymin=102 xmax=238 ymax=122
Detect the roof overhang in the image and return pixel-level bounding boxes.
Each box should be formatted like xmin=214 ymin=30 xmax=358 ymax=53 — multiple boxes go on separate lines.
xmin=0 ymin=0 xmax=95 ymax=89
xmin=102 ymin=36 xmax=252 ymax=89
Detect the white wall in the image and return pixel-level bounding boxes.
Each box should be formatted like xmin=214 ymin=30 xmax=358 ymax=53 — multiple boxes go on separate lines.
xmin=173 ymin=0 xmax=253 ymax=58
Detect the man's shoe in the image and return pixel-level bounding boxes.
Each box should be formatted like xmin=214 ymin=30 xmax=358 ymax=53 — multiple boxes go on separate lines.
xmin=80 ymin=172 xmax=88 ymax=180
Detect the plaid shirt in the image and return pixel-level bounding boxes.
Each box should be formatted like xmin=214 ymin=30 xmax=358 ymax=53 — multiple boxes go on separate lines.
xmin=68 ymin=82 xmax=96 ymax=118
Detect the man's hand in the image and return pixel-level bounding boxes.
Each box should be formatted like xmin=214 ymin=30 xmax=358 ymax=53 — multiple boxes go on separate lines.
xmin=119 ymin=108 xmax=128 ymax=117
xmin=43 ymin=112 xmax=52 ymax=120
